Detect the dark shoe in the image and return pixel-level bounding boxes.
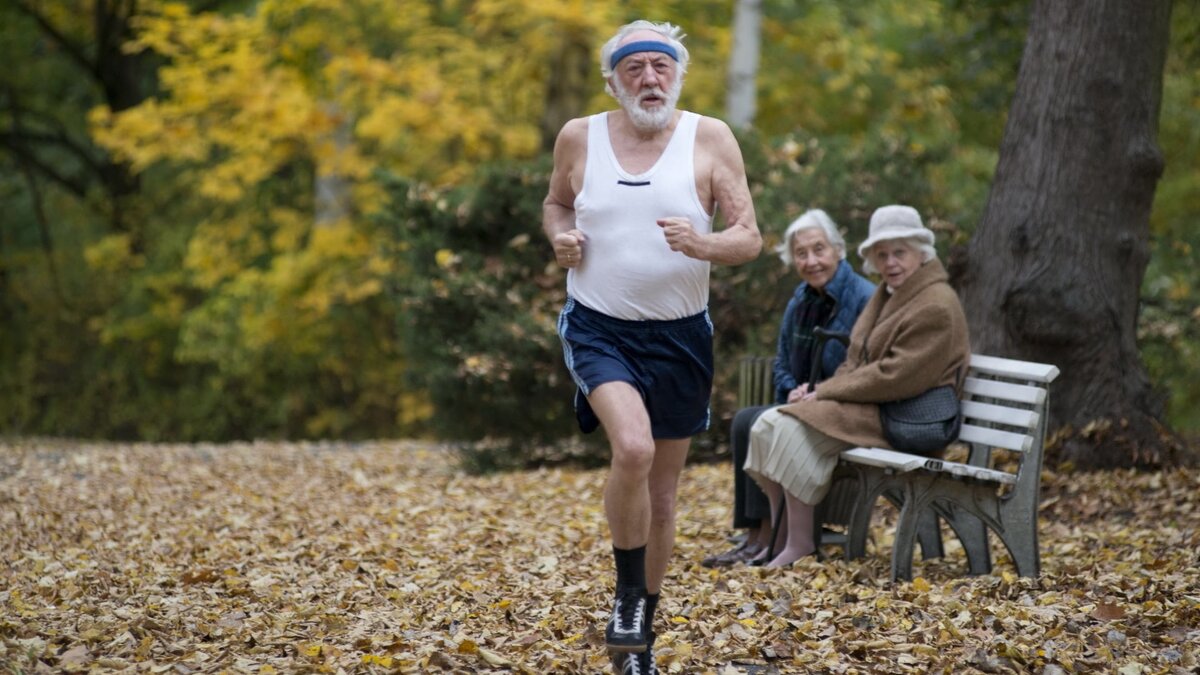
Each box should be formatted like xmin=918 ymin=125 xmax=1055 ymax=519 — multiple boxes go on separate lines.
xmin=746 ymin=549 xmax=772 ymax=567
xmin=605 ymin=590 xmax=648 ymax=653
xmin=701 ymin=542 xmax=763 ymax=568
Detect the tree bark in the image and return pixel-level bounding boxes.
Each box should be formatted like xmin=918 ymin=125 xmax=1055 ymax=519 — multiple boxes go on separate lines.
xmin=725 ymin=0 xmax=762 ymax=130
xmin=539 ymin=32 xmax=592 ymax=153
xmin=7 ymin=0 xmax=147 ymax=239
xmin=316 ymin=102 xmax=352 ymax=226
xmin=952 ymin=0 xmax=1186 ymax=468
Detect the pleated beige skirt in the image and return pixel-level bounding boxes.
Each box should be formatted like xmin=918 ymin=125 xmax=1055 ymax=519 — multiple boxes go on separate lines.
xmin=743 ymin=407 xmax=852 ymax=505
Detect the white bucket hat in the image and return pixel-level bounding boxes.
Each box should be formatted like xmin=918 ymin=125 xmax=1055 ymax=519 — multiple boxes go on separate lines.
xmin=856 ymin=205 xmax=935 ymax=259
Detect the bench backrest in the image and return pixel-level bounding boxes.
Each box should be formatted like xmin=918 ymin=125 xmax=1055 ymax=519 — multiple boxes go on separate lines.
xmin=958 ymin=354 xmax=1059 ymax=481
xmin=737 ymin=356 xmax=775 ymax=408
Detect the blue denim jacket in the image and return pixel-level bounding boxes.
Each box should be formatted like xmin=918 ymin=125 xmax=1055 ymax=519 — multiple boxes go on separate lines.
xmin=772 ymin=259 xmax=875 ymax=404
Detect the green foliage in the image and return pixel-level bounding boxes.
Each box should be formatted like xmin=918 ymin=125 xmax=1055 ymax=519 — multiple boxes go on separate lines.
xmin=1141 ymin=0 xmax=1200 ymax=433
xmin=383 ymin=162 xmax=589 ymax=465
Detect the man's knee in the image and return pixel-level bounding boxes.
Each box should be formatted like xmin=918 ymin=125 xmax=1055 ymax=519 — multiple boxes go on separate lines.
xmin=610 ymin=436 xmax=655 ymax=474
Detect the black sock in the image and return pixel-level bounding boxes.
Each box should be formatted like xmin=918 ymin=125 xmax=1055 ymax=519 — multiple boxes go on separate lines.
xmin=645 ymin=592 xmax=660 ymax=639
xmin=613 ymin=545 xmax=647 ymax=593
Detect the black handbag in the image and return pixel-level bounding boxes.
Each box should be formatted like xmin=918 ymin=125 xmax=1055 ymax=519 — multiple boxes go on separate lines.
xmin=879 ymin=384 xmax=962 ymax=455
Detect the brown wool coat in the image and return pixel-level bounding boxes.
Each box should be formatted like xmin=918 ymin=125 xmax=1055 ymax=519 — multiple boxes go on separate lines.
xmin=778 ymin=257 xmax=971 ymax=450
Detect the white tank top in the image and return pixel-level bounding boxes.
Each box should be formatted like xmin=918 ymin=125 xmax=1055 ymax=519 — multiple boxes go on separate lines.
xmin=567 ymin=111 xmax=714 ymax=320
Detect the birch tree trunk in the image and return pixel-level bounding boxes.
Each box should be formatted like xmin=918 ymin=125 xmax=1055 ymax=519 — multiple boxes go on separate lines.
xmin=953 ymin=0 xmax=1185 ymax=468
xmin=725 ymin=0 xmax=762 ymax=129
xmin=316 ymin=101 xmax=351 ymax=227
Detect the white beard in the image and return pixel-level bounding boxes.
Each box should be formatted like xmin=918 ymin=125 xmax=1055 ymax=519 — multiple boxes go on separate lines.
xmin=614 ymin=76 xmax=683 ymax=132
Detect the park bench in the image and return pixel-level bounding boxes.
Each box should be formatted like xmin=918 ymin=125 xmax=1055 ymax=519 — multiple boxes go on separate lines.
xmin=735 ymin=352 xmax=1060 ymax=581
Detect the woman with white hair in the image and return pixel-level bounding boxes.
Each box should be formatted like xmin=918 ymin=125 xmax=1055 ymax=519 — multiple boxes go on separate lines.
xmin=702 ymin=209 xmax=874 ymax=568
xmin=743 ymin=205 xmax=970 ymax=568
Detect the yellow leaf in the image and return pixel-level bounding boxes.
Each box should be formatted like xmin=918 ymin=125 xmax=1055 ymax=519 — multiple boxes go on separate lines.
xmin=912 ymin=577 xmax=932 ymax=592
xmin=457 ymin=639 xmax=478 ymax=655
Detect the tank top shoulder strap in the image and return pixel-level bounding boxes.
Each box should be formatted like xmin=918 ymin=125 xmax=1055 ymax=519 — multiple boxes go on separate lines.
xmin=583 ymin=113 xmax=615 ymax=192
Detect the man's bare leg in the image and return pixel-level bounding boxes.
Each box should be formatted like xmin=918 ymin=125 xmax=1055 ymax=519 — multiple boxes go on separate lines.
xmin=645 ymin=437 xmax=690 ymax=595
xmin=587 ymin=382 xmax=656 ymax=653
xmin=588 ymin=382 xmax=657 ymax=549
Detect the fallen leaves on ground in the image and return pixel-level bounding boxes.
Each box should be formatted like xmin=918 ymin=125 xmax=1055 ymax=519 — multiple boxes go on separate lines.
xmin=1 ymin=439 xmax=1197 ymax=674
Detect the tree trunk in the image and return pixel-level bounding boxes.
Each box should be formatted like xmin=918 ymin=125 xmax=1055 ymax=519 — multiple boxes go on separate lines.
xmin=7 ymin=0 xmax=148 ymax=242
xmin=539 ymin=33 xmax=592 ymax=153
xmin=316 ymin=101 xmax=352 ymax=226
xmin=725 ymin=0 xmax=762 ymax=129
xmin=953 ymin=0 xmax=1186 ymax=468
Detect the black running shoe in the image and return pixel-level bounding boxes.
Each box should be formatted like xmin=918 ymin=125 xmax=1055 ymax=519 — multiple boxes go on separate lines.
xmin=609 ymin=631 xmax=658 ymax=675
xmin=638 ymin=642 xmax=658 ymax=675
xmin=604 ymin=590 xmax=648 ymax=653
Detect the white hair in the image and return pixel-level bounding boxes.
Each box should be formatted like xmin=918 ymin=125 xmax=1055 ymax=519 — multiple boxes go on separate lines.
xmin=600 ymin=20 xmax=690 ymax=98
xmin=775 ymin=209 xmax=847 ymax=268
xmin=860 ymin=238 xmax=937 ymax=275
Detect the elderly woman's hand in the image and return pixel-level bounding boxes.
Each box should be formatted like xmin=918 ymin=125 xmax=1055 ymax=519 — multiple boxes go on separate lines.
xmin=787 ymin=383 xmax=812 ymax=403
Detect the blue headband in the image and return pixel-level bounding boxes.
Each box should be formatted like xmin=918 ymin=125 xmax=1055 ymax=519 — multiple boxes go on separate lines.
xmin=610 ymin=40 xmax=679 ymax=70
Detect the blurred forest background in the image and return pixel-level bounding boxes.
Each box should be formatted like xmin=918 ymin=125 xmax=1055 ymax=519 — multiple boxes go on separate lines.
xmin=1 ymin=0 xmax=1197 ymax=468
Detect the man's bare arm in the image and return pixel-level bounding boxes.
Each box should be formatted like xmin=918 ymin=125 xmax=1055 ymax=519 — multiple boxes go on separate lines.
xmin=543 ymin=119 xmax=589 ymax=268
xmin=543 ymin=119 xmax=586 ymax=240
xmin=692 ymin=117 xmax=761 ymax=265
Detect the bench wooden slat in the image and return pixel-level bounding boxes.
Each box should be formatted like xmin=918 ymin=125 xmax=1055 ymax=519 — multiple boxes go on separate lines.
xmin=841 ymin=447 xmax=936 ymax=472
xmin=737 ymin=356 xmax=774 ymax=410
xmin=963 ymin=377 xmax=1047 ymax=406
xmin=958 ymin=423 xmax=1034 ymax=453
xmin=930 ymin=458 xmax=1018 ymax=485
xmin=968 ymin=354 xmax=1060 ymax=383
xmin=961 ymin=400 xmax=1040 ymax=431
xmin=841 ymin=447 xmax=1017 ymax=485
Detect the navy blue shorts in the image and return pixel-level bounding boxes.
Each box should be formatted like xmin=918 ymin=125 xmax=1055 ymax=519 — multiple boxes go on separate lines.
xmin=556 ymin=298 xmax=713 ymax=439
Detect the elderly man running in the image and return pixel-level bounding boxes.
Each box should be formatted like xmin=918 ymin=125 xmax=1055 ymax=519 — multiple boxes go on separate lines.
xmin=543 ymin=19 xmax=761 ymax=675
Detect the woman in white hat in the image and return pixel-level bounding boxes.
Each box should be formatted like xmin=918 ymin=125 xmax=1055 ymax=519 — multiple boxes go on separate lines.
xmin=742 ymin=205 xmax=971 ymax=567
